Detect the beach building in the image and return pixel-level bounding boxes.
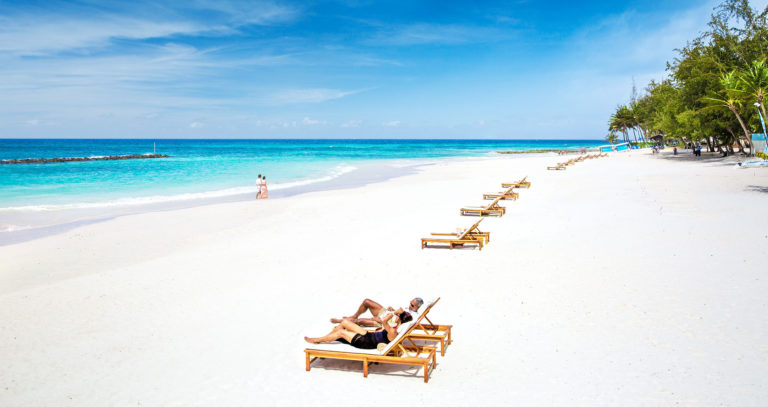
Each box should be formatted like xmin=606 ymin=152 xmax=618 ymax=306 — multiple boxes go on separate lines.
xmin=753 ymin=133 xmax=767 ymax=155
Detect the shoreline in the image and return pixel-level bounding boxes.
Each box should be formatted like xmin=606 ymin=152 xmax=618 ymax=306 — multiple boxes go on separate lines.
xmin=0 ymin=159 xmax=423 ymax=245
xmin=1 ymin=154 xmax=544 ymax=245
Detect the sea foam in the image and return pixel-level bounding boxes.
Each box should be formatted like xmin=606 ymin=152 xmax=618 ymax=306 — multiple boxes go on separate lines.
xmin=0 ymin=164 xmax=357 ymax=212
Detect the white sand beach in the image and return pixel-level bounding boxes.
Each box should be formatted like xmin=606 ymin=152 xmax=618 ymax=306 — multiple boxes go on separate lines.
xmin=1 ymin=150 xmax=768 ymax=406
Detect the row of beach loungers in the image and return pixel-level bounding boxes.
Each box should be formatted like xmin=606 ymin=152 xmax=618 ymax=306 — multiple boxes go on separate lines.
xmin=547 ymin=153 xmax=607 ymax=170
xmin=420 ymin=176 xmax=531 ymax=250
xmin=304 ymin=298 xmax=451 ymax=382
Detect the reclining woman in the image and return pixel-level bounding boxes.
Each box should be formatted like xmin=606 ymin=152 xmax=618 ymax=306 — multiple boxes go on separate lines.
xmin=305 ymin=309 xmax=413 ymax=349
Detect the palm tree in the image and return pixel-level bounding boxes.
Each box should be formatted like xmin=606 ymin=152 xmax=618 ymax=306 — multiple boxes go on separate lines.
xmin=701 ymin=71 xmax=753 ymax=154
xmin=738 ymin=58 xmax=768 ymax=124
xmin=609 ymin=105 xmax=635 ymax=143
xmin=605 ymin=132 xmax=618 ymax=144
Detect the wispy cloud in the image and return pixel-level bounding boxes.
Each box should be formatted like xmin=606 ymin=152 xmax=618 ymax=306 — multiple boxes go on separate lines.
xmin=382 ymin=120 xmax=400 ymax=127
xmin=0 ymin=16 xmax=205 ymax=56
xmin=364 ymin=23 xmax=510 ymax=46
xmin=188 ymin=0 xmax=298 ymax=26
xmin=302 ymin=117 xmax=327 ymax=125
xmin=0 ymin=1 xmax=298 ymax=56
xmin=265 ymin=88 xmax=361 ymax=105
xmin=569 ymin=2 xmax=716 ymax=75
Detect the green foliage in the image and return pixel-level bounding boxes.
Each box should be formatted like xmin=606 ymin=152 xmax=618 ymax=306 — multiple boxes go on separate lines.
xmin=609 ymin=0 xmax=768 ymax=153
xmin=757 ymin=152 xmax=768 ymax=159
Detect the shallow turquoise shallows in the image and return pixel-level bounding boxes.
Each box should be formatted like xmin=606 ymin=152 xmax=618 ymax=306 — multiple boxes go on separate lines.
xmin=0 ymin=139 xmax=602 ymax=210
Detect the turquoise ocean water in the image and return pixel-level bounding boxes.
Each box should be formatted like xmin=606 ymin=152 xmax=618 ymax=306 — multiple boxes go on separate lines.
xmin=0 ymin=139 xmax=602 ymax=238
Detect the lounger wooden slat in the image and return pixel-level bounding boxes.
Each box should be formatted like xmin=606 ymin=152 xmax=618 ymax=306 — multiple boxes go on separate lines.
xmin=407 ymin=309 xmax=453 ymax=356
xmin=501 ymin=176 xmax=530 ymax=189
xmin=422 ymin=219 xmax=487 ymax=249
xmin=430 ymin=232 xmax=490 ymax=244
xmin=483 ymin=185 xmax=518 ymax=201
xmin=305 ymin=298 xmax=442 ymax=382
xmin=460 ymin=196 xmax=505 ymax=217
xmin=547 ymin=165 xmax=566 ymax=170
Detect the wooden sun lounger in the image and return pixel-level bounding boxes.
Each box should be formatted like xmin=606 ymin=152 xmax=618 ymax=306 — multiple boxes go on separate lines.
xmin=547 ymin=165 xmax=566 ymax=170
xmin=305 ymin=299 xmax=442 ymax=382
xmin=422 ymin=218 xmax=487 ymax=250
xmin=362 ymin=300 xmax=453 ymax=357
xmin=483 ymin=185 xmax=519 ymax=201
xmin=460 ymin=196 xmax=505 ymax=217
xmin=406 ymin=307 xmax=452 ymax=356
xmin=501 ymin=176 xmax=530 ymax=189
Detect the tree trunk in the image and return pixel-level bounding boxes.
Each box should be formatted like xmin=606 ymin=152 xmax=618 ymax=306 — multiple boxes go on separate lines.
xmin=703 ymin=135 xmax=713 ymax=152
xmin=638 ymin=126 xmax=648 ymax=143
xmin=730 ymin=105 xmax=753 ymax=155
xmin=725 ymin=126 xmax=744 ymax=152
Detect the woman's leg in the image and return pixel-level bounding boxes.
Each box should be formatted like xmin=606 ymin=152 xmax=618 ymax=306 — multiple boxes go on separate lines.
xmin=338 ymin=319 xmax=368 ymax=335
xmin=305 ymin=327 xmax=357 ymax=344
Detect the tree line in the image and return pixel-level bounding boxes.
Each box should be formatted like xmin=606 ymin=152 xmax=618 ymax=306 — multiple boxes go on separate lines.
xmin=607 ymin=0 xmax=767 ymax=156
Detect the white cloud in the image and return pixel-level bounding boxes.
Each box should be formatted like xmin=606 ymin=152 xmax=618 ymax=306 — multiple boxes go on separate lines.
xmin=189 ymin=121 xmax=203 ymax=128
xmin=341 ymin=120 xmax=362 ymax=128
xmin=302 ymin=117 xmax=327 ymax=125
xmin=382 ymin=120 xmax=400 ymax=127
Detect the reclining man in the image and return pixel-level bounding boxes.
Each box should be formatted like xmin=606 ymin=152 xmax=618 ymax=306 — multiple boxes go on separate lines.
xmin=331 ymin=297 xmax=424 ymax=327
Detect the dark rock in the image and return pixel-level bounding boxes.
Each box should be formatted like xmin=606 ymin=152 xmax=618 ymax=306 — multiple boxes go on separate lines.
xmin=1 ymin=154 xmax=170 ymax=164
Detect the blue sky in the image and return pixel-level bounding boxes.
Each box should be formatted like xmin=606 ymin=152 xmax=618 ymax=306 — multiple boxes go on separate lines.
xmin=0 ymin=0 xmax=760 ymax=139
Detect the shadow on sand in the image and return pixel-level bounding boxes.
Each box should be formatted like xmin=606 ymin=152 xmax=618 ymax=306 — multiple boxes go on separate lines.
xmin=746 ymin=185 xmax=768 ymax=194
xmin=308 ymin=357 xmax=436 ymax=381
xmin=654 ymin=150 xmax=746 ymax=166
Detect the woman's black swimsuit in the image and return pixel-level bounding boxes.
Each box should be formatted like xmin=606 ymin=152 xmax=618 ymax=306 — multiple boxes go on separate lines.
xmin=339 ymin=330 xmax=390 ymax=349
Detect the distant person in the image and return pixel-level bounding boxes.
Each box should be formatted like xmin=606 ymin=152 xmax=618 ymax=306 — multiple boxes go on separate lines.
xmin=260 ymin=176 xmax=268 ymax=199
xmin=673 ymin=147 xmax=678 ymax=155
xmin=255 ymin=174 xmax=262 ymax=199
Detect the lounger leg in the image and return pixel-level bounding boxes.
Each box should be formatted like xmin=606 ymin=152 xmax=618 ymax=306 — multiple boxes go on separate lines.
xmin=440 ymin=338 xmax=445 ymax=356
xmin=424 ymin=362 xmax=429 ymax=383
xmin=363 ymin=358 xmax=368 ymax=377
xmin=305 ymin=351 xmax=310 ymax=371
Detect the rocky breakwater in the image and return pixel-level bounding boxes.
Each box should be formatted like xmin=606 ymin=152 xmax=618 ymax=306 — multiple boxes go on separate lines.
xmin=1 ymin=154 xmax=170 ymax=164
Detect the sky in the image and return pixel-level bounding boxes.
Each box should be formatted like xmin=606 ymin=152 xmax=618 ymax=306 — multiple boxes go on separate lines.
xmin=0 ymin=0 xmax=762 ymax=139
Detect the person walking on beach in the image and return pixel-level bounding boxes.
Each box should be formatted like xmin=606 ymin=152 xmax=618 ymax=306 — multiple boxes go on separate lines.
xmin=260 ymin=176 xmax=268 ymax=199
xmin=255 ymin=174 xmax=262 ymax=199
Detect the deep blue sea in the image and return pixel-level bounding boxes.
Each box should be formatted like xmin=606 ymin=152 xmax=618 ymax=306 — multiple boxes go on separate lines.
xmin=0 ymin=139 xmax=602 ymax=237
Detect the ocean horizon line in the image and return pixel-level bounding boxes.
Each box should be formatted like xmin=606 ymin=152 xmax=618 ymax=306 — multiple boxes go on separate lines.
xmin=0 ymin=137 xmax=605 ymax=141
